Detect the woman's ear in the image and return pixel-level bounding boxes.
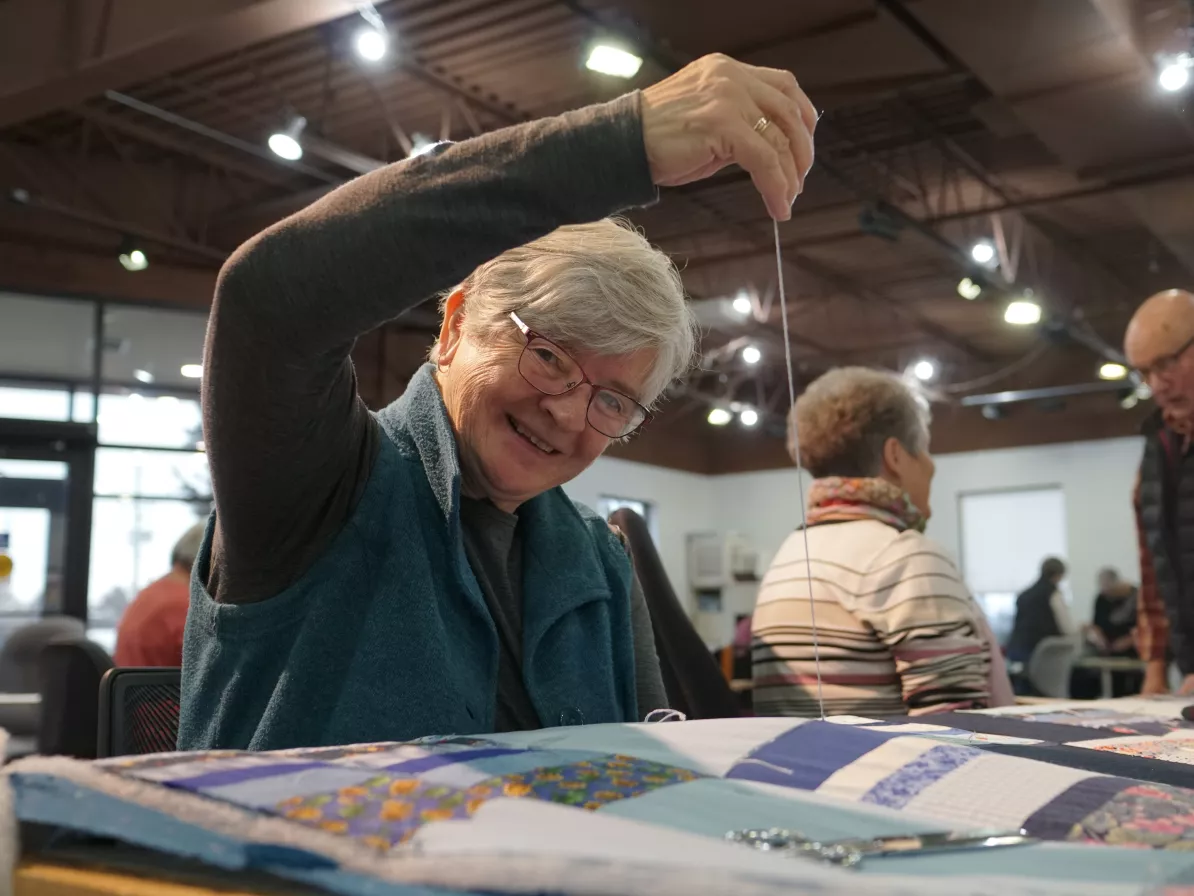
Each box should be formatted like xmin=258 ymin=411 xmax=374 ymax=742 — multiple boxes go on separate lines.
xmin=435 ymin=288 xmax=466 ymax=366
xmin=881 ymin=436 xmax=906 ymax=481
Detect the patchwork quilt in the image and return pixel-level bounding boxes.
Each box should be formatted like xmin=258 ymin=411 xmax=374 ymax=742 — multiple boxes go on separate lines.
xmin=9 ymin=714 xmax=1194 ymax=896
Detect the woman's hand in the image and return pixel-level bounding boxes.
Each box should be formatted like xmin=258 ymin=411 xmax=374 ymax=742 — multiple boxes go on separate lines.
xmin=1141 ymin=659 xmax=1170 ymax=695
xmin=641 ymin=54 xmax=817 ymax=221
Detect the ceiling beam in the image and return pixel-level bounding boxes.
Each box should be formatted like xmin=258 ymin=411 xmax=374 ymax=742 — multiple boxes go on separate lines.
xmin=0 ymin=0 xmax=358 ymax=129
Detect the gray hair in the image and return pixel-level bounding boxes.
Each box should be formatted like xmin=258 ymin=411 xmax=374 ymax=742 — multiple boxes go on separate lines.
xmin=790 ymin=367 xmax=931 ymax=477
xmin=430 ymin=218 xmax=698 ymax=406
xmin=171 ymin=523 xmax=205 ymax=571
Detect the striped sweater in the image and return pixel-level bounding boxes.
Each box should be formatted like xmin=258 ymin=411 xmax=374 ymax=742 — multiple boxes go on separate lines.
xmin=751 ymin=519 xmax=993 ymax=718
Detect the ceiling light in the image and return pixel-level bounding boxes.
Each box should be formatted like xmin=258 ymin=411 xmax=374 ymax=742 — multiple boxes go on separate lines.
xmin=180 ymin=363 xmax=203 ymax=379
xmin=731 ymin=291 xmax=752 ymax=316
xmin=133 ymin=369 xmax=154 ymax=384
xmin=268 ymin=116 xmax=306 ymax=161
xmin=970 ymin=239 xmax=996 ymax=266
xmin=585 ymin=44 xmax=643 ymax=78
xmin=1099 ymin=362 xmax=1128 ymax=381
xmin=1121 ymin=391 xmax=1140 ymax=410
xmin=118 ymin=235 xmax=148 ymax=271
xmin=409 ymin=133 xmax=438 ymax=158
xmin=742 ymin=345 xmax=762 ymax=365
xmin=739 ymin=407 xmax=759 ymax=427
xmin=1159 ymin=54 xmax=1192 ymax=92
xmin=1004 ymin=299 xmax=1042 ymax=326
xmin=912 ymin=359 xmax=936 ymax=382
xmin=354 ymin=26 xmax=388 ymax=61
xmin=956 ymin=277 xmax=982 ymax=300
xmin=707 ymin=407 xmax=732 ymax=426
xmin=1136 ymin=381 xmax=1153 ymax=400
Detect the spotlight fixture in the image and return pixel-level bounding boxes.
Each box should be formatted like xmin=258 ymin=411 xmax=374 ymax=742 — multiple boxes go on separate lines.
xmin=180 ymin=363 xmax=203 ymax=379
xmin=408 ymin=133 xmax=438 ymax=158
xmin=585 ymin=44 xmax=643 ymax=78
xmin=268 ymin=116 xmax=306 ymax=161
xmin=742 ymin=345 xmax=762 ymax=365
xmin=739 ymin=407 xmax=759 ymax=427
xmin=1159 ymin=53 xmax=1192 ymax=92
xmin=118 ymin=247 xmax=148 ymax=272
xmin=133 ymin=369 xmax=154 ymax=384
xmin=912 ymin=359 xmax=936 ymax=382
xmin=354 ymin=25 xmax=388 ymax=61
xmin=707 ymin=407 xmax=732 ymax=426
xmin=969 ymin=239 xmax=996 ymax=266
xmin=981 ymin=404 xmax=1005 ymax=421
xmin=1099 ymin=362 xmax=1128 ymax=381
xmin=1004 ymin=298 xmax=1042 ymax=326
xmin=731 ymin=291 xmax=753 ymax=316
xmin=956 ymin=277 xmax=982 ymax=300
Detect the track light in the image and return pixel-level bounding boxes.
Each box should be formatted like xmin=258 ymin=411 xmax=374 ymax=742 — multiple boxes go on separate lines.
xmin=731 ymin=291 xmax=752 ymax=316
xmin=268 ymin=116 xmax=306 ymax=161
xmin=133 ymin=369 xmax=154 ymax=384
xmin=912 ymin=359 xmax=936 ymax=382
xmin=707 ymin=407 xmax=732 ymax=426
xmin=970 ymin=239 xmax=996 ymax=266
xmin=117 ymin=235 xmax=148 ymax=271
xmin=739 ymin=407 xmax=759 ymax=427
xmin=1099 ymin=362 xmax=1128 ymax=381
xmin=742 ymin=345 xmax=762 ymax=365
xmin=354 ymin=25 xmax=388 ymax=61
xmin=180 ymin=364 xmax=203 ymax=379
xmin=409 ymin=133 xmax=438 ymax=158
xmin=1159 ymin=54 xmax=1192 ymax=92
xmin=585 ymin=44 xmax=643 ymax=78
xmin=956 ymin=277 xmax=982 ymax=300
xmin=1004 ymin=298 xmax=1042 ymax=326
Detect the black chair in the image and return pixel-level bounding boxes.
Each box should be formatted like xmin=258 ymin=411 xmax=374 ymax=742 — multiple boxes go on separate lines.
xmin=36 ymin=636 xmax=113 ymax=758
xmin=609 ymin=508 xmax=741 ymax=719
xmin=97 ymin=668 xmax=182 ymax=758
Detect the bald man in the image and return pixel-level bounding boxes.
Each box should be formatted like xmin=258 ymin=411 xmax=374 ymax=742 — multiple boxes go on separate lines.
xmin=1125 ymin=289 xmax=1194 ymax=696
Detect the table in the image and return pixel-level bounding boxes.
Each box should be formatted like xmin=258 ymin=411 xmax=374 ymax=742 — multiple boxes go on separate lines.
xmin=1072 ymin=655 xmax=1147 ymax=698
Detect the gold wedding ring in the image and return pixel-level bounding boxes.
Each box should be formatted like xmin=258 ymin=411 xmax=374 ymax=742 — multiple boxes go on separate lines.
xmin=753 ymin=116 xmax=771 ymax=135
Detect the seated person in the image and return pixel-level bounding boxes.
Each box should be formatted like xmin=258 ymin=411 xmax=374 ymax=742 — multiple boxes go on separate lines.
xmin=752 ymin=367 xmax=1009 ymax=718
xmin=1089 ymin=566 xmax=1141 ymax=697
xmin=1006 ymin=557 xmax=1074 ymax=667
xmin=114 ymin=523 xmax=204 ymax=667
xmin=178 ymin=55 xmax=818 ymax=750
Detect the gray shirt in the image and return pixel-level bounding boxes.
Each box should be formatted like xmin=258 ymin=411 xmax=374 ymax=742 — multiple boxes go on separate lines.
xmin=200 ymin=92 xmax=668 ymax=727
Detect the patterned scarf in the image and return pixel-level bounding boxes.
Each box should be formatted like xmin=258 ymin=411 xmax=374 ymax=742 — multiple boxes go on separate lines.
xmin=806 ymin=476 xmax=927 ymax=533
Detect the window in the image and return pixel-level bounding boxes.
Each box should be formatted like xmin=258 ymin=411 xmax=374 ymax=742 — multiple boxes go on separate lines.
xmin=597 ymin=495 xmax=657 ymax=539
xmin=959 ymin=486 xmax=1069 ymax=644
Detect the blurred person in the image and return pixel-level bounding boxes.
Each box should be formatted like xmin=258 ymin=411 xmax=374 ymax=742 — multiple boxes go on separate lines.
xmin=1007 ymin=557 xmax=1073 ymax=667
xmin=115 ymin=524 xmax=204 ymax=667
xmin=1126 ymin=289 xmax=1194 ymax=695
xmin=752 ymin=367 xmax=1012 ymax=718
xmin=1087 ymin=567 xmax=1141 ymax=697
xmin=179 ymin=55 xmax=818 ymax=750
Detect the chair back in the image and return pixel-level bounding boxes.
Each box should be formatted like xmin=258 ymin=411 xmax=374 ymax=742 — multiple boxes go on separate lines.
xmin=97 ymin=667 xmax=182 ymax=758
xmin=608 ymin=508 xmax=741 ymax=719
xmin=0 ymin=616 xmax=85 ymax=693
xmin=1028 ymin=635 xmax=1079 ymax=699
xmin=36 ymin=636 xmax=113 ymax=758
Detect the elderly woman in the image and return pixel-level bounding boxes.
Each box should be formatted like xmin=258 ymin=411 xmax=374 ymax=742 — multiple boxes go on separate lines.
xmin=178 ymin=55 xmax=816 ymax=750
xmin=751 ymin=368 xmax=1011 ymax=718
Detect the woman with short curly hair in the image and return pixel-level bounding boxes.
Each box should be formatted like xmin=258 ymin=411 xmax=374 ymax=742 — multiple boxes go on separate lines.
xmin=752 ymin=367 xmax=1011 ymax=718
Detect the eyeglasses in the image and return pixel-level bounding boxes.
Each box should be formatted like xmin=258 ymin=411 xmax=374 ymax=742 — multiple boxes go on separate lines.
xmin=509 ymin=312 xmax=650 ymax=438
xmin=1135 ymin=333 xmax=1194 ymax=382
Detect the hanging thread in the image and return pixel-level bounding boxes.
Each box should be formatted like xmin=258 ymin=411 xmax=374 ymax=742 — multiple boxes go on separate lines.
xmin=774 ymin=219 xmax=826 ymax=720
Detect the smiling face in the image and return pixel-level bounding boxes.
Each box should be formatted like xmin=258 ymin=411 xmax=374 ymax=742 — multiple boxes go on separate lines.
xmin=435 ymin=289 xmax=657 ymax=512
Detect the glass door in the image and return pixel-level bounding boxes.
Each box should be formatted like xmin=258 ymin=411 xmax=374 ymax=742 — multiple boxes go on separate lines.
xmin=0 ymin=420 xmax=96 ymax=644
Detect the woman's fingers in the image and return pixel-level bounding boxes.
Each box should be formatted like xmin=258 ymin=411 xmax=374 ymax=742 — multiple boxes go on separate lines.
xmin=726 ymin=116 xmax=794 ymax=221
xmin=744 ymin=79 xmax=815 ymax=195
xmin=751 ymin=65 xmax=819 ymax=136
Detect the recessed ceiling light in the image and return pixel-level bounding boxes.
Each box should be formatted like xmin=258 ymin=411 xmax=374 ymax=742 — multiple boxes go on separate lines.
xmin=956 ymin=277 xmax=982 ymax=300
xmin=586 ymin=45 xmax=643 ymax=78
xmin=707 ymin=407 xmax=732 ymax=426
xmin=1099 ymin=362 xmax=1128 ymax=381
xmin=1004 ymin=299 xmax=1041 ymax=326
xmin=742 ymin=345 xmax=762 ymax=365
xmin=970 ymin=239 xmax=996 ymax=266
xmin=180 ymin=364 xmax=203 ymax=379
xmin=739 ymin=407 xmax=759 ymax=427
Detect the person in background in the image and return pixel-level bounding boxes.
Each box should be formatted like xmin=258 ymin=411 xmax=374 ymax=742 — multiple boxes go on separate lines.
xmin=1007 ymin=558 xmax=1074 ymax=669
xmin=114 ymin=523 xmax=204 ymax=667
xmin=180 ymin=54 xmax=818 ymax=750
xmin=1126 ymin=289 xmax=1194 ymax=696
xmin=752 ymin=367 xmax=1012 ymax=718
xmin=1086 ymin=567 xmax=1141 ymax=697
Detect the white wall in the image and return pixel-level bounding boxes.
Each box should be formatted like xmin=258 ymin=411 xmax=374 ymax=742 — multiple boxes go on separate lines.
xmin=564 ymin=457 xmax=713 ymax=611
xmin=708 ymin=437 xmax=1146 ymax=624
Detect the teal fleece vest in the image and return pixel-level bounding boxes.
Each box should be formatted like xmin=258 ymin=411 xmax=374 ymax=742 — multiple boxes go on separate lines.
xmin=178 ymin=365 xmax=638 ymax=750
